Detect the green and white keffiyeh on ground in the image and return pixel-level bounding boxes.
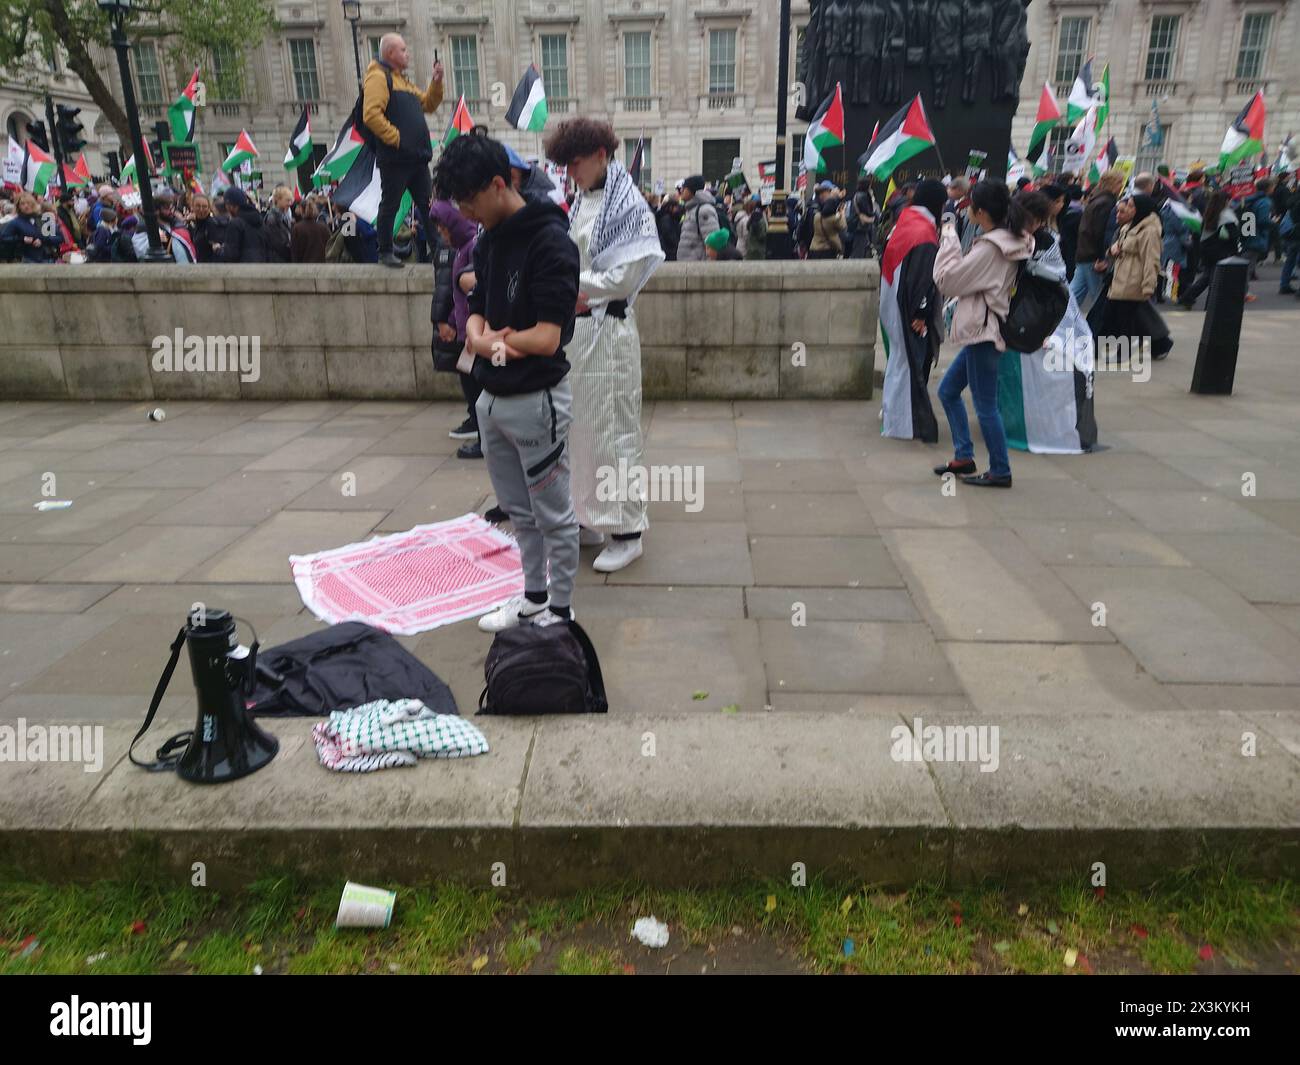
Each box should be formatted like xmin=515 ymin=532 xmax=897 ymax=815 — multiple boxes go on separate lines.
xmin=313 ymin=699 xmax=489 ymax=773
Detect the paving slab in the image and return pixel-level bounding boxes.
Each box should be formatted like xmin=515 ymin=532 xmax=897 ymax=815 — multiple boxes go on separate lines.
xmin=883 ymin=528 xmax=1113 ymax=643
xmin=749 ymin=535 xmax=902 ymax=588
xmin=1007 ymin=519 xmax=1193 ymax=568
xmin=9 ymin=488 xmax=201 ymax=545
xmin=184 ymin=511 xmax=386 ymax=583
xmin=0 ymin=542 xmax=96 ymax=583
xmin=604 ymin=522 xmax=753 ymax=586
xmin=743 ymin=491 xmax=875 ymax=536
xmin=1053 ymin=566 xmax=1300 ymax=685
xmin=0 ymin=612 xmax=120 ymax=693
xmin=0 ymin=583 xmax=117 ymax=613
xmin=1104 ymin=488 xmax=1278 ymax=534
xmin=759 ymin=620 xmax=963 ymax=695
xmin=942 ymin=642 xmax=1182 ymax=716
xmin=44 ymin=524 xmax=250 ymax=583
xmin=1163 ymin=531 xmax=1300 ymax=604
xmin=744 ymin=586 xmax=918 ymax=622
xmin=856 ymin=481 xmax=1004 ymax=528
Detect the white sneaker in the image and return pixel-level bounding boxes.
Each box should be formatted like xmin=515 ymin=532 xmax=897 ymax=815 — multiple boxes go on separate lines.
xmin=478 ymin=594 xmax=550 ymax=633
xmin=593 ymin=538 xmax=643 ymax=572
xmin=579 ymin=527 xmax=605 ymax=547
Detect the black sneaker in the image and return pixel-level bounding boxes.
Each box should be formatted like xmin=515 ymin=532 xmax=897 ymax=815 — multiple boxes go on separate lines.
xmin=379 ymin=253 xmax=404 ymax=268
xmin=933 ymin=459 xmax=977 ymax=476
xmin=484 ymin=505 xmax=508 ymax=523
xmin=456 ymin=440 xmax=483 ymax=459
xmin=449 ymin=418 xmax=478 ymax=440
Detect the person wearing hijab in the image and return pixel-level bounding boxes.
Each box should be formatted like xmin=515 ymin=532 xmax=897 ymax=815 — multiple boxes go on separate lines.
xmin=1089 ymin=193 xmax=1171 ymax=361
xmin=880 ymin=179 xmax=945 ymax=442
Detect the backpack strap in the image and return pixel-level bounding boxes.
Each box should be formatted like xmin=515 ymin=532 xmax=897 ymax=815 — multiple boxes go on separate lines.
xmin=128 ymin=626 xmax=193 ymax=772
xmin=566 ymin=620 xmax=608 ymax=714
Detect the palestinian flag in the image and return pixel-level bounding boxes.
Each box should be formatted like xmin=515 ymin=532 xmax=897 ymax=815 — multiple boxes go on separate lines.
xmin=61 ymin=162 xmax=89 ymax=188
xmin=169 ymin=68 xmax=201 ymax=142
xmin=442 ymin=95 xmax=473 ymax=146
xmin=859 ymin=94 xmax=935 ymax=182
xmin=314 ymin=118 xmax=365 ymax=183
xmin=998 ymin=260 xmax=1096 ymax=455
xmin=1087 ymin=137 xmax=1118 ymax=185
xmin=1093 ymin=64 xmax=1110 ymax=132
xmin=332 ymin=144 xmax=412 ymax=239
xmin=504 ymin=65 xmax=548 ymax=132
xmin=119 ymin=141 xmax=155 ymax=186
xmin=221 ymin=130 xmax=258 ymax=173
xmin=1160 ymin=178 xmax=1202 ymax=235
xmin=1028 ymin=83 xmax=1062 ymax=161
xmin=284 ymin=107 xmax=313 ymax=171
xmin=1062 ymin=108 xmax=1097 ymax=176
xmin=21 ymin=141 xmax=56 ymax=195
xmin=1066 ymin=59 xmax=1101 ymax=124
xmin=1007 ymin=148 xmax=1028 ymax=187
xmin=859 ymin=120 xmax=880 ymax=173
xmin=879 ymin=203 xmax=940 ymax=443
xmin=629 ymin=136 xmax=645 ymax=186
xmin=803 ymin=83 xmax=845 ymax=175
xmin=73 ymin=153 xmax=92 ymax=186
xmin=1220 ymin=91 xmax=1266 ymax=171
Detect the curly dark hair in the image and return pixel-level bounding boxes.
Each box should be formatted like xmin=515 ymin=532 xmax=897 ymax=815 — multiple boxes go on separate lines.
xmin=543 ymin=117 xmax=620 ymax=166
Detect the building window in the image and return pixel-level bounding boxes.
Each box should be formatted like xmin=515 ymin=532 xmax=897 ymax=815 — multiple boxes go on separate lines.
xmin=624 ymin=137 xmax=652 ymax=189
xmin=1235 ymin=12 xmax=1272 ymax=80
xmin=540 ymin=34 xmax=569 ymax=100
xmin=450 ymin=35 xmax=481 ymax=102
xmin=1144 ymin=15 xmax=1180 ymax=82
xmin=1054 ymin=16 xmax=1090 ymax=90
xmin=211 ymin=43 xmax=244 ymax=101
xmin=1048 ymin=126 xmax=1072 ymax=171
xmin=288 ymin=39 xmax=321 ymax=100
xmin=702 ymin=138 xmax=740 ymax=186
xmin=369 ymin=36 xmax=383 ymax=61
xmin=624 ymin=31 xmax=652 ymax=99
xmin=709 ymin=28 xmax=737 ymax=95
xmin=135 ymin=41 xmax=165 ymax=104
xmin=795 ymin=24 xmax=807 ymax=89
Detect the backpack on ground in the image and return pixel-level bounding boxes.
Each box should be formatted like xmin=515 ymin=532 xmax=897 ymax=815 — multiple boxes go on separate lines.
xmin=999 ymin=258 xmax=1069 ymax=352
xmin=478 ymin=619 xmax=608 ymax=716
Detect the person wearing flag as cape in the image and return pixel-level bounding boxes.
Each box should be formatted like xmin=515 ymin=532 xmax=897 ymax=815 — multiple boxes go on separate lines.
xmin=879 ymin=180 xmax=945 ymax=443
xmin=543 ymin=117 xmax=665 ymax=572
xmin=362 ymin=33 xmax=444 ymax=268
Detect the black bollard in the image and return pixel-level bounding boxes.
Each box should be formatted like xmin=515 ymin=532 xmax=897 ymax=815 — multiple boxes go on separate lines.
xmin=1190 ymin=256 xmax=1249 ymax=395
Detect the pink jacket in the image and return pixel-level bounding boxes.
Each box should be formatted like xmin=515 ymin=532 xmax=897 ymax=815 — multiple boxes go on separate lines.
xmin=933 ymin=225 xmax=1034 ymax=351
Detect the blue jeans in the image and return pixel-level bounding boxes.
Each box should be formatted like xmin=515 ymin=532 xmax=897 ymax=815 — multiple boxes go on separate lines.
xmin=1069 ymin=261 xmax=1106 ymax=316
xmin=1280 ymin=242 xmax=1299 ymax=290
xmin=938 ymin=340 xmax=1011 ymax=479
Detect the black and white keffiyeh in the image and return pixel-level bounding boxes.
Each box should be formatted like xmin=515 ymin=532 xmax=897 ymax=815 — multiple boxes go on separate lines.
xmin=575 ymin=158 xmax=665 ymax=319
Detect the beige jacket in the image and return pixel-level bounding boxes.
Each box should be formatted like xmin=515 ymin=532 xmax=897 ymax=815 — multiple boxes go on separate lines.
xmin=1107 ymin=212 xmax=1162 ymax=301
xmin=811 ymin=208 xmax=846 ymax=254
xmin=933 ymin=224 xmax=1034 ymax=350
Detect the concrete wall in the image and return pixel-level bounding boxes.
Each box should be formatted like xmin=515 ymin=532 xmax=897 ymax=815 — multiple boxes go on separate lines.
xmin=0 ymin=261 xmax=878 ymax=402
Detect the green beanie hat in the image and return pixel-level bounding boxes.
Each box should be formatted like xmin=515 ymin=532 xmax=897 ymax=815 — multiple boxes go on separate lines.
xmin=705 ymin=228 xmax=731 ymax=251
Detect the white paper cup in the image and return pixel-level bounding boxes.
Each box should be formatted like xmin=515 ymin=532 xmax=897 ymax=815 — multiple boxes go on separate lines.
xmin=335 ymin=881 xmax=396 ymax=929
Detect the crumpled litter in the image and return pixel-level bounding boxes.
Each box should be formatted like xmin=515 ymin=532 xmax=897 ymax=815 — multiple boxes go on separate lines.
xmin=632 ymin=916 xmax=670 ymax=949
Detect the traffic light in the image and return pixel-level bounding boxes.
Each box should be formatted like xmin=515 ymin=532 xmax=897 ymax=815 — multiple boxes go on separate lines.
xmin=55 ymin=104 xmax=86 ymax=156
xmin=25 ymin=120 xmax=49 ymax=152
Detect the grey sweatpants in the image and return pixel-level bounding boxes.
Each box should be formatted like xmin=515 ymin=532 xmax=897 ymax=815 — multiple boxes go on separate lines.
xmin=476 ymin=378 xmax=579 ymax=609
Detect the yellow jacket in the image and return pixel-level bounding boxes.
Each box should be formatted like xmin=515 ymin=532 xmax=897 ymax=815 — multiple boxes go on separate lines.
xmin=361 ymin=59 xmax=444 ymax=150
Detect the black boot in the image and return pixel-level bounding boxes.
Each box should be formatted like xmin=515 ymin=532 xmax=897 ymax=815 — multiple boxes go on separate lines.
xmin=379 ymin=252 xmax=404 ymax=269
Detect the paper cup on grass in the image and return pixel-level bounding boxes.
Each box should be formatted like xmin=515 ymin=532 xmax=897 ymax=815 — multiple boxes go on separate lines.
xmin=335 ymin=881 xmax=395 ymax=929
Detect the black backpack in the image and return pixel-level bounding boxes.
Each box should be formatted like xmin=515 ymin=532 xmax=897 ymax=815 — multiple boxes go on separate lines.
xmin=479 ymin=620 xmax=608 ymax=716
xmin=999 ymin=258 xmax=1069 ymax=352
xmin=347 ymin=67 xmax=392 ymax=150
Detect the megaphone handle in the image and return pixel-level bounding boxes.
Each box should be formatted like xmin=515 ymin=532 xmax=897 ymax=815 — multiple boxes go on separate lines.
xmin=232 ymin=615 xmax=260 ymax=696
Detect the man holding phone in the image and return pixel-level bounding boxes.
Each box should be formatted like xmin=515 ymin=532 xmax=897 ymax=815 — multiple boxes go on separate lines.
xmin=362 ymin=34 xmax=444 ymax=267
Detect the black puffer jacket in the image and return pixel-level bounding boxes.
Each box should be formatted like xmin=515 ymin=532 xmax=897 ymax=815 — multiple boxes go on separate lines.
xmin=222 ymin=202 xmax=270 ymax=263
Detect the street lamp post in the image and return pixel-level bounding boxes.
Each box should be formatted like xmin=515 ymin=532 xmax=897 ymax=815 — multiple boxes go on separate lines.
xmin=768 ymin=0 xmax=794 ymax=259
xmin=97 ymin=0 xmax=169 ymax=262
xmin=342 ymin=0 xmax=364 ymax=94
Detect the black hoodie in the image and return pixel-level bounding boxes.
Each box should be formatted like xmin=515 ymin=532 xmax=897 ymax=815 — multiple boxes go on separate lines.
xmin=467 ymin=199 xmax=579 ymax=396
xmin=223 ymin=204 xmax=270 ymax=263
